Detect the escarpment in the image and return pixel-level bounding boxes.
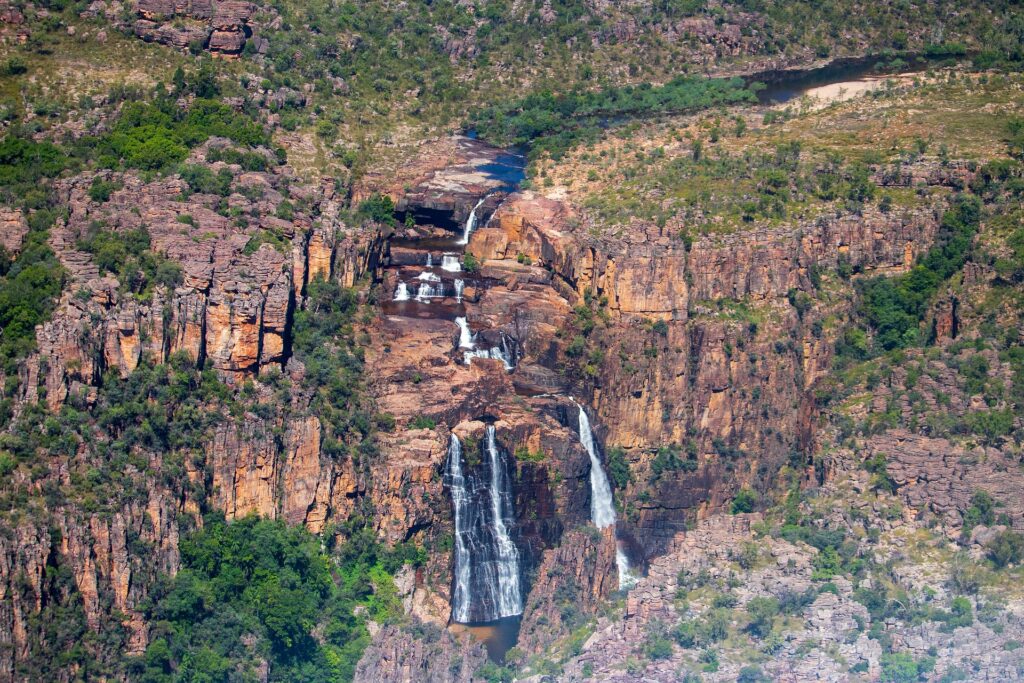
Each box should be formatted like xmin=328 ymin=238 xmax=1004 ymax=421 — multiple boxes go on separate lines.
xmin=467 ymin=176 xmax=958 ymax=556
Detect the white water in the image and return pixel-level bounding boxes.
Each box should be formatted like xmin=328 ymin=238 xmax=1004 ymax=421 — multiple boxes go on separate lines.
xmin=458 ymin=196 xmax=487 ymax=245
xmin=464 ymin=341 xmax=514 ymax=371
xmin=442 ymin=254 xmax=462 ymax=272
xmin=446 ymin=435 xmax=474 ymax=623
xmin=415 ymin=282 xmax=444 ymax=301
xmin=416 ymin=271 xmax=441 ymax=282
xmin=446 ymin=429 xmax=523 ymax=623
xmin=485 ymin=426 xmax=523 ymax=617
xmin=426 ymin=253 xmax=433 ymax=267
xmin=577 ymin=404 xmax=637 ymax=589
xmin=455 ymin=279 xmax=465 ymax=303
xmin=393 ymin=282 xmax=410 ymax=301
xmin=456 ymin=316 xmax=476 ymax=349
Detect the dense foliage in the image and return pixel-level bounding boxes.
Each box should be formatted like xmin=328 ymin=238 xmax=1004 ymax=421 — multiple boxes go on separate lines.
xmin=292 ymin=277 xmax=385 ymax=461
xmin=472 ymin=77 xmax=758 ymax=161
xmin=76 ymin=226 xmax=183 ymax=299
xmin=132 ymin=516 xmax=419 ymax=683
xmin=856 ymin=195 xmax=981 ymax=351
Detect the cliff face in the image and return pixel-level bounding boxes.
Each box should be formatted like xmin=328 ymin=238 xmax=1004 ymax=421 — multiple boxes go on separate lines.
xmin=0 ymin=152 xmax=397 ymax=678
xmin=468 ymin=183 xmax=952 ymax=555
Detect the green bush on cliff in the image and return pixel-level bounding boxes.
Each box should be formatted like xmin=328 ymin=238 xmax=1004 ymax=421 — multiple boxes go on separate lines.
xmin=856 ymin=194 xmax=982 ymax=352
xmin=293 ymin=276 xmax=380 ymax=461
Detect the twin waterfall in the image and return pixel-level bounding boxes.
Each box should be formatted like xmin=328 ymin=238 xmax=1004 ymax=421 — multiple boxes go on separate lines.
xmin=439 ymin=193 xmax=632 ymax=628
xmin=577 ymin=404 xmax=637 ymax=589
xmin=446 ymin=427 xmax=523 ymax=623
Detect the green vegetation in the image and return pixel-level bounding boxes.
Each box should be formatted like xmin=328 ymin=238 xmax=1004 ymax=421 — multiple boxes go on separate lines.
xmin=76 ymin=226 xmax=183 ymax=299
xmin=857 ymin=195 xmax=981 ymax=352
xmin=473 ymin=77 xmax=757 ymax=162
xmin=133 ymin=515 xmax=420 ymax=683
xmin=731 ymin=488 xmax=758 ymax=514
xmin=96 ymin=98 xmax=269 ymax=171
xmin=879 ymin=651 xmax=935 ymax=682
xmin=292 ymin=277 xmax=382 ymax=461
xmin=0 ymin=209 xmax=64 ymax=372
xmin=581 ymin=140 xmax=881 ymax=232
xmin=605 ymin=446 xmax=632 ymax=489
xmin=650 ymin=442 xmax=699 ymax=480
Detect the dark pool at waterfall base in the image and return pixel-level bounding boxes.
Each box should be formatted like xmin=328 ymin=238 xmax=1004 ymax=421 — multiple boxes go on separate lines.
xmin=450 ymin=617 xmax=522 ymax=662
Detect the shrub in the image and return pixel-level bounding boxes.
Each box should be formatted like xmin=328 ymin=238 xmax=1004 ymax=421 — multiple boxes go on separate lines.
xmin=605 ymin=447 xmax=632 ymax=489
xmin=988 ymin=530 xmax=1024 ymax=568
xmin=745 ymin=596 xmax=780 ymax=638
xmin=731 ymin=488 xmax=757 ymax=514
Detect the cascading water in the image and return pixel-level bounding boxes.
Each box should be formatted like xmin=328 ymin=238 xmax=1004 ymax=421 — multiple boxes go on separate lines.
xmin=444 ymin=428 xmax=523 ymax=623
xmin=485 ymin=426 xmax=523 ymax=617
xmin=446 ymin=435 xmax=473 ymax=622
xmin=455 ymin=279 xmax=465 ymax=303
xmin=456 ymin=316 xmax=476 ymax=349
xmin=577 ymin=404 xmax=638 ymax=589
xmin=458 ymin=196 xmax=487 ymax=245
xmin=442 ymin=254 xmax=462 ymax=272
xmin=416 ymin=271 xmax=441 ymax=282
xmin=464 ymin=343 xmax=514 ymax=371
xmin=415 ymin=282 xmax=444 ymax=301
xmin=393 ymin=282 xmax=410 ymax=301
xmin=426 ymin=253 xmax=434 ymax=267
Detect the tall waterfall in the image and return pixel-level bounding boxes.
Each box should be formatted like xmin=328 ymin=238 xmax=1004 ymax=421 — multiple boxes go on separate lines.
xmin=455 ymin=279 xmax=465 ymax=303
xmin=485 ymin=426 xmax=523 ymax=617
xmin=446 ymin=435 xmax=473 ymax=622
xmin=444 ymin=428 xmax=523 ymax=623
xmin=577 ymin=404 xmax=637 ymax=589
xmin=458 ymin=196 xmax=487 ymax=245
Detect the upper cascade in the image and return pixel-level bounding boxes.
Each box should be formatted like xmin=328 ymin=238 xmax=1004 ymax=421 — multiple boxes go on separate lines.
xmin=458 ymin=195 xmax=488 ymax=245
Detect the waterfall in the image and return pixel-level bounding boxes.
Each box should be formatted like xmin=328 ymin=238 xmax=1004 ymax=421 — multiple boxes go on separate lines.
xmin=442 ymin=254 xmax=462 ymax=272
xmin=485 ymin=426 xmax=523 ymax=618
xmin=579 ymin=407 xmax=616 ymax=528
xmin=444 ymin=429 xmax=523 ymax=623
xmin=576 ymin=403 xmax=637 ymax=589
xmin=459 ymin=196 xmax=487 ymax=245
xmin=446 ymin=435 xmax=474 ymax=623
xmin=426 ymin=253 xmax=433 ymax=267
xmin=465 ymin=345 xmax=514 ymax=371
xmin=456 ymin=316 xmax=476 ymax=349
xmin=455 ymin=279 xmax=465 ymax=303
xmin=464 ymin=333 xmax=516 ymax=370
xmin=416 ymin=271 xmax=441 ymax=282
xmin=415 ymin=282 xmax=443 ymax=301
xmin=393 ymin=282 xmax=410 ymax=301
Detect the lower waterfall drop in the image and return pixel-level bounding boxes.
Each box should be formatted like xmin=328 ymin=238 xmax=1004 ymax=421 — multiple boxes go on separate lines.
xmin=485 ymin=426 xmax=523 ymax=618
xmin=393 ymin=282 xmax=410 ymax=301
xmin=442 ymin=254 xmax=462 ymax=272
xmin=577 ymin=404 xmax=638 ymax=589
xmin=446 ymin=435 xmax=474 ymax=623
xmin=444 ymin=428 xmax=523 ymax=623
